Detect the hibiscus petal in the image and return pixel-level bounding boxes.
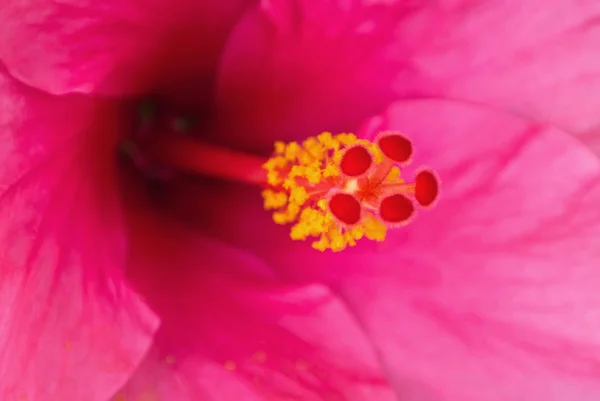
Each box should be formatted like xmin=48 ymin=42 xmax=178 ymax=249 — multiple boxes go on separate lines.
xmin=0 ymin=67 xmax=158 ymax=400
xmin=0 ymin=0 xmax=252 ymax=95
xmin=184 ymin=98 xmax=600 ymax=399
xmin=213 ymin=0 xmax=414 ymax=152
xmin=118 ymin=208 xmax=395 ymax=401
xmin=336 ymin=100 xmax=600 ymax=400
xmin=402 ymin=0 xmax=600 ymax=153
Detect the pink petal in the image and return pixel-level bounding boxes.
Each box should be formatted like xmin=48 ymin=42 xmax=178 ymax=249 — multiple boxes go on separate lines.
xmin=335 ymin=100 xmax=600 ymax=400
xmin=212 ymin=0 xmax=412 ymax=152
xmin=117 ymin=210 xmax=395 ymax=401
xmin=401 ymin=0 xmax=600 ymax=153
xmin=0 ymin=0 xmax=252 ymax=95
xmin=180 ymin=98 xmax=600 ymax=399
xmin=0 ymin=68 xmax=158 ymax=400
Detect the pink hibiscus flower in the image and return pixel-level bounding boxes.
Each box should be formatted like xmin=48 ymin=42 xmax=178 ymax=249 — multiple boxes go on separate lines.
xmin=2 ymin=1 xmax=600 ymax=401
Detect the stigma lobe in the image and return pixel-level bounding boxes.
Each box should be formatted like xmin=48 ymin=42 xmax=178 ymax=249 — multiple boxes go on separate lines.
xmin=340 ymin=146 xmax=372 ymax=177
xmin=329 ymin=193 xmax=362 ymax=225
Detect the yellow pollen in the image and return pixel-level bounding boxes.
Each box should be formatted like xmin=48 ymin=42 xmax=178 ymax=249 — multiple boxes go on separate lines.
xmin=387 ymin=166 xmax=401 ymax=182
xmin=261 ymin=132 xmax=411 ymax=252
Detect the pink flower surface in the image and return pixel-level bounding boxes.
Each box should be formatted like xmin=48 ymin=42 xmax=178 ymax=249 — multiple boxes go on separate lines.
xmin=1 ymin=1 xmax=600 ymax=401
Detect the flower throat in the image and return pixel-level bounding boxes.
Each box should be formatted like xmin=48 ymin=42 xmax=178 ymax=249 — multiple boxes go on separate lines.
xmin=122 ymin=106 xmax=439 ymax=252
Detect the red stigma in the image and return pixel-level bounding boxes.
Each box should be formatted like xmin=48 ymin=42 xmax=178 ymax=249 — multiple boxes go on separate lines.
xmin=414 ymin=170 xmax=439 ymax=207
xmin=340 ymin=146 xmax=372 ymax=177
xmin=379 ymin=194 xmax=414 ymax=224
xmin=329 ymin=193 xmax=362 ymax=225
xmin=377 ymin=133 xmax=413 ymax=163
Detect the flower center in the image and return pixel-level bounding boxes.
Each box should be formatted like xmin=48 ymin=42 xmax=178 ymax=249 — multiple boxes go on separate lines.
xmin=261 ymin=132 xmax=439 ymax=252
xmin=121 ymin=105 xmax=439 ymax=252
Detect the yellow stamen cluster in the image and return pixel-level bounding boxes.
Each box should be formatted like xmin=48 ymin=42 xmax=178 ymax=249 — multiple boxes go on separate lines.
xmin=261 ymin=132 xmax=388 ymax=252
